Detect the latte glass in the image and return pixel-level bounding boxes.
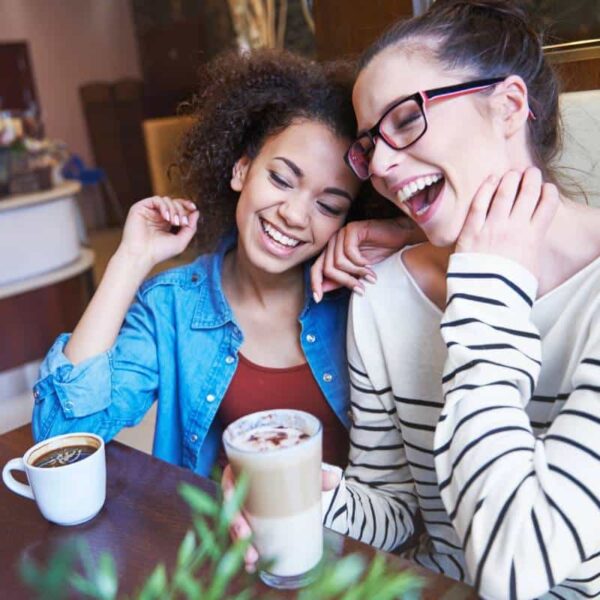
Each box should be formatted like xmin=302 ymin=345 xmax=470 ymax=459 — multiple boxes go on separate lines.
xmin=223 ymin=409 xmax=323 ymax=589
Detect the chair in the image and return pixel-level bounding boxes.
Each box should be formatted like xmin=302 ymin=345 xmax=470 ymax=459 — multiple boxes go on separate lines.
xmin=557 ymin=89 xmax=600 ymax=207
xmin=142 ymin=116 xmax=195 ymax=197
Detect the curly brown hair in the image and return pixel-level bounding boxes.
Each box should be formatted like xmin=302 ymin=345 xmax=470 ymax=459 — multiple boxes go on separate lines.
xmin=178 ymin=49 xmax=359 ymax=249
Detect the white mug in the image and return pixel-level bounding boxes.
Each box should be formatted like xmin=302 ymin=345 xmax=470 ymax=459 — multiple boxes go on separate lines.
xmin=2 ymin=432 xmax=106 ymax=526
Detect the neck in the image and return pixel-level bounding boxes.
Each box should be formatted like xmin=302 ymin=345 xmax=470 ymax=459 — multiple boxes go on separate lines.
xmin=222 ymin=245 xmax=305 ymax=309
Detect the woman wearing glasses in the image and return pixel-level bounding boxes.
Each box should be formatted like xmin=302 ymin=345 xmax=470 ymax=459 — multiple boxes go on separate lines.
xmin=32 ymin=50 xmax=418 ymax=476
xmin=318 ymin=1 xmax=600 ymax=598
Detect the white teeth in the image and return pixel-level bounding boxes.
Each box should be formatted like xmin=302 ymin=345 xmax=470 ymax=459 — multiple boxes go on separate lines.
xmin=397 ymin=174 xmax=442 ymax=203
xmin=261 ymin=220 xmax=301 ymax=248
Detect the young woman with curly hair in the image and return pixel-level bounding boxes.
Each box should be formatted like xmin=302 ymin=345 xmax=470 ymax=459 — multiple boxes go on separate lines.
xmin=31 ymin=50 xmax=417 ymax=474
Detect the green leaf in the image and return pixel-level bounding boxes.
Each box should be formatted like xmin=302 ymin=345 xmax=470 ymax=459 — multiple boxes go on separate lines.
xmin=173 ymin=569 xmax=203 ymax=599
xmin=205 ymin=539 xmax=247 ymax=600
xmin=20 ymin=542 xmax=78 ymax=600
xmin=179 ymin=483 xmax=219 ymax=517
xmin=219 ymin=471 xmax=249 ymax=533
xmin=95 ymin=553 xmax=118 ymax=600
xmin=138 ymin=564 xmax=167 ymax=600
xmin=301 ymin=554 xmax=366 ymax=598
xmin=176 ymin=530 xmax=197 ymax=568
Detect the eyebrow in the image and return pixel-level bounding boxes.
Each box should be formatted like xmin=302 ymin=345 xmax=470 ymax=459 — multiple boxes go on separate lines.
xmin=274 ymin=156 xmax=353 ymax=202
xmin=356 ymin=93 xmax=412 ymax=138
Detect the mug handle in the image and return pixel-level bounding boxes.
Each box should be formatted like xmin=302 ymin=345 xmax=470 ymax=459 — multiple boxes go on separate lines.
xmin=2 ymin=458 xmax=34 ymax=500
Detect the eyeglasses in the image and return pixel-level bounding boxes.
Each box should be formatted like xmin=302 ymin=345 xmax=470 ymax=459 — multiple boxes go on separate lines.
xmin=345 ymin=77 xmax=508 ymax=180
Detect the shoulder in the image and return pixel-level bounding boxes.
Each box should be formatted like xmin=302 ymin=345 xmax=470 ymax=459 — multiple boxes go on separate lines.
xmin=137 ymin=253 xmax=216 ymax=308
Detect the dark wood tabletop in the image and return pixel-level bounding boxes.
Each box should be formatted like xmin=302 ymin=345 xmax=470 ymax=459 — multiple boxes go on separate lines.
xmin=0 ymin=425 xmax=477 ymax=599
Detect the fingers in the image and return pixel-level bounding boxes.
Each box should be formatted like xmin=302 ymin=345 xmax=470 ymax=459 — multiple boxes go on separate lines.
xmin=310 ymin=251 xmax=325 ymax=304
xmin=532 ymin=182 xmax=560 ymax=230
xmin=322 ymin=235 xmax=365 ymax=297
xmin=321 ymin=463 xmax=342 ymax=491
xmin=222 ymin=465 xmax=259 ymax=573
xmin=487 ymin=171 xmax=521 ymax=220
xmin=461 ymin=174 xmax=497 ymax=238
xmin=146 ymin=196 xmax=198 ymax=227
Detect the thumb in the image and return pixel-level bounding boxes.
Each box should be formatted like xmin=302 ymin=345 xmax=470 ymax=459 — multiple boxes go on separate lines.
xmin=321 ymin=464 xmax=342 ymax=491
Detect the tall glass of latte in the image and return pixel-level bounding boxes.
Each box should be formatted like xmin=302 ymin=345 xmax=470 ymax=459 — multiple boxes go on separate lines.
xmin=223 ymin=409 xmax=322 ymax=589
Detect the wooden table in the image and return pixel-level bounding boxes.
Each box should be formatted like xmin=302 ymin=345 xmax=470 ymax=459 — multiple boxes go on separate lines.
xmin=0 ymin=426 xmax=477 ymax=599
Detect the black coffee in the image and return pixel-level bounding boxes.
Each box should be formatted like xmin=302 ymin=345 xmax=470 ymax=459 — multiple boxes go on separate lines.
xmin=33 ymin=444 xmax=97 ymax=468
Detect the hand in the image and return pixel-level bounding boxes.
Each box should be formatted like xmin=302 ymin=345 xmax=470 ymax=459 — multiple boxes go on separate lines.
xmin=311 ymin=218 xmax=423 ymax=302
xmin=222 ymin=463 xmax=342 ymax=573
xmin=456 ymin=168 xmax=559 ymax=278
xmin=116 ymin=196 xmax=200 ymax=270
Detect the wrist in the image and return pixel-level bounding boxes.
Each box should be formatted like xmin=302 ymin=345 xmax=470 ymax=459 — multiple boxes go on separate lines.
xmin=111 ymin=246 xmax=155 ymax=279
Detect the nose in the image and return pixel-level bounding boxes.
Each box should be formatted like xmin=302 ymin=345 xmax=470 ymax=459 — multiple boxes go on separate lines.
xmin=368 ymin=137 xmax=405 ymax=179
xmin=278 ymin=196 xmax=310 ymax=229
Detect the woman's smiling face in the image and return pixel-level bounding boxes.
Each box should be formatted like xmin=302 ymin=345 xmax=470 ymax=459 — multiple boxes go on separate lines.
xmin=353 ymin=46 xmax=515 ymax=247
xmin=232 ymin=119 xmax=359 ymax=274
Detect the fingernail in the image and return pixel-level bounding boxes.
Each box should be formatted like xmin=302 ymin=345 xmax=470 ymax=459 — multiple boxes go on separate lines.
xmin=313 ymin=291 xmax=321 ymax=304
xmin=364 ymin=274 xmax=376 ymax=284
xmin=353 ymin=285 xmax=364 ymax=296
xmin=173 ymin=215 xmax=180 ymax=226
xmin=182 ymin=215 xmax=189 ymax=226
xmin=165 ymin=211 xmax=171 ymax=222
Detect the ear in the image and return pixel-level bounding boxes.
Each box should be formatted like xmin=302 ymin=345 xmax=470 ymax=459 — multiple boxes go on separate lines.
xmin=489 ymin=75 xmax=531 ymax=139
xmin=230 ymin=156 xmax=251 ymax=192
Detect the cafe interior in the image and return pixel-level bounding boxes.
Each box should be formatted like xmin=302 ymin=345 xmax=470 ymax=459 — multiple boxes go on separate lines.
xmin=1 ymin=0 xmax=600 ymax=597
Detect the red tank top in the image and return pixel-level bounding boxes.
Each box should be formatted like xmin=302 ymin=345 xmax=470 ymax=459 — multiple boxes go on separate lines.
xmin=218 ymin=354 xmax=349 ymax=468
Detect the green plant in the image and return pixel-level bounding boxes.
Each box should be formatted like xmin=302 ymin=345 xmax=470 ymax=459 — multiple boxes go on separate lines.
xmin=20 ymin=474 xmax=422 ymax=600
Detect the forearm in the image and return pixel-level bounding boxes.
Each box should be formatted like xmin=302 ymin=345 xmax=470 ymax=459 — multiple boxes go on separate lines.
xmin=64 ymin=249 xmax=153 ymax=365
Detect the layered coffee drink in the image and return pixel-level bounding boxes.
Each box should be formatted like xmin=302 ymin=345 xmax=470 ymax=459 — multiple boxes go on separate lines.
xmin=223 ymin=410 xmax=322 ymax=589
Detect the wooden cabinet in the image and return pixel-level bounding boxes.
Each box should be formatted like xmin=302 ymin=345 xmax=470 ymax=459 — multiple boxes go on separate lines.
xmin=314 ymin=0 xmax=414 ymax=60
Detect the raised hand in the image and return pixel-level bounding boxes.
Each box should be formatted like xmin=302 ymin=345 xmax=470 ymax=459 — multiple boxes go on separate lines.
xmin=311 ymin=218 xmax=423 ymax=302
xmin=118 ymin=196 xmax=200 ymax=270
xmin=456 ymin=168 xmax=559 ymax=278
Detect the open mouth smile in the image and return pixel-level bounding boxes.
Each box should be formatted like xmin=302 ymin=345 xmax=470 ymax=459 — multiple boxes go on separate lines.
xmin=395 ymin=173 xmax=445 ymax=219
xmin=260 ymin=218 xmax=303 ymax=248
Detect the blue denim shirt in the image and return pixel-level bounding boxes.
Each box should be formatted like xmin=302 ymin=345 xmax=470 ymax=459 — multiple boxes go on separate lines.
xmin=32 ymin=233 xmax=351 ymax=476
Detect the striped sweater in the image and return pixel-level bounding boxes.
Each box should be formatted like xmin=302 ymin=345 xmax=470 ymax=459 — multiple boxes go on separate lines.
xmin=323 ymin=248 xmax=600 ymax=600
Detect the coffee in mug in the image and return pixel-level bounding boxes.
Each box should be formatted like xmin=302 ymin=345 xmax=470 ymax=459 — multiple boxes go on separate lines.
xmin=223 ymin=410 xmax=322 ymax=589
xmin=2 ymin=432 xmax=106 ymax=526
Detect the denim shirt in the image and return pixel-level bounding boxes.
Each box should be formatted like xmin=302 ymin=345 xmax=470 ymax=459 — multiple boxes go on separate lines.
xmin=32 ymin=233 xmax=351 ymax=476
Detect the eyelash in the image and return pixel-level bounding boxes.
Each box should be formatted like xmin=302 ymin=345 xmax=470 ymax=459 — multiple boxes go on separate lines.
xmin=268 ymin=170 xmax=344 ymax=217
xmin=268 ymin=171 xmax=291 ymax=188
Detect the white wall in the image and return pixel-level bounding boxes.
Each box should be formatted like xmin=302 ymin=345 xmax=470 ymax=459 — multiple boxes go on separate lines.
xmin=0 ymin=0 xmax=141 ymax=164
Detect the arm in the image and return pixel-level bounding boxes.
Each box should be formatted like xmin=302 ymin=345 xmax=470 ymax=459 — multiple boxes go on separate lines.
xmin=33 ymin=196 xmax=199 ymax=441
xmin=436 ymin=252 xmax=600 ymax=599
xmin=311 ymin=217 xmax=425 ymax=302
xmin=323 ymin=294 xmax=419 ymax=551
xmin=65 ymin=196 xmax=198 ymax=364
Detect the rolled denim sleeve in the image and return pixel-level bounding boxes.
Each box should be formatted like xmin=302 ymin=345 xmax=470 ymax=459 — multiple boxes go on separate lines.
xmin=32 ymin=291 xmax=159 ymax=443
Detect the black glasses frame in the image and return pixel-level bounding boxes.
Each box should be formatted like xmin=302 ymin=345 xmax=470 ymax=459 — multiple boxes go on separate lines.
xmin=345 ymin=77 xmax=508 ymax=180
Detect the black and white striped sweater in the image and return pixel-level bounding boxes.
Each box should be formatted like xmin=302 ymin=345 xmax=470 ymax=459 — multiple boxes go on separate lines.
xmin=323 ymin=248 xmax=600 ymax=600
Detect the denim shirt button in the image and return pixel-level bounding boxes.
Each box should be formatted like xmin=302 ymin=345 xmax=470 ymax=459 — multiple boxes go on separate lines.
xmin=64 ymin=401 xmax=74 ymax=411
xmin=190 ymin=433 xmax=198 ymax=443
xmin=225 ymin=356 xmax=235 ymax=364
xmin=33 ymin=389 xmax=40 ymax=400
xmin=206 ymin=394 xmax=216 ymax=403
xmin=322 ymin=373 xmax=333 ymax=383
xmin=305 ymin=334 xmax=316 ymax=343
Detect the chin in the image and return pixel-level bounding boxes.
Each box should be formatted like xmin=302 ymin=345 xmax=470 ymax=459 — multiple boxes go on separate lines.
xmin=425 ymin=224 xmax=459 ymax=248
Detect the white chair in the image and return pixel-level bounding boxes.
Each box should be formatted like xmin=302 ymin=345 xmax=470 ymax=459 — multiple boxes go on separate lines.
xmin=557 ymin=89 xmax=600 ymax=206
